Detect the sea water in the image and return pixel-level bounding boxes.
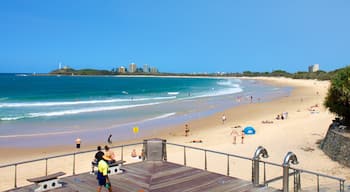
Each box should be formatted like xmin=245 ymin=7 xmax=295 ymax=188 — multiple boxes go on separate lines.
xmin=0 ymin=74 xmax=291 ymax=147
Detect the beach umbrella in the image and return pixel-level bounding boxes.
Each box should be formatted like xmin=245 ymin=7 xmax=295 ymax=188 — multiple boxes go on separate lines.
xmin=243 ymin=126 xmax=256 ymax=135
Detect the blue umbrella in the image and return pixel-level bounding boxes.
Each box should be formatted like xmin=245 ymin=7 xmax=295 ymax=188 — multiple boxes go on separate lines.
xmin=243 ymin=126 xmax=256 ymax=135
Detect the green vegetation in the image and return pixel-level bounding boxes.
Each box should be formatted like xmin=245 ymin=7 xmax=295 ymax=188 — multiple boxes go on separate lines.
xmin=50 ymin=68 xmax=112 ymax=75
xmin=222 ymin=69 xmax=338 ymax=80
xmin=324 ymin=66 xmax=350 ymax=126
xmin=50 ymin=66 xmax=344 ymax=81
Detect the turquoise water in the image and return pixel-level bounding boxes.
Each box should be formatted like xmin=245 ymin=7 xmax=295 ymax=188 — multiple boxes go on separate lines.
xmin=0 ymin=74 xmax=291 ymax=147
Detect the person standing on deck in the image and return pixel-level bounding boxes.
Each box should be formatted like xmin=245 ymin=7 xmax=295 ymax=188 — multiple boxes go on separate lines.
xmin=97 ymin=155 xmax=112 ymax=192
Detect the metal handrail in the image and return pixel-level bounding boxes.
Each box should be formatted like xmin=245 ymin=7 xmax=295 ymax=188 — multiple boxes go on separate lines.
xmin=167 ymin=142 xmax=346 ymax=192
xmin=291 ymin=167 xmax=346 ymax=182
xmin=0 ymin=142 xmax=143 ymax=169
xmin=0 ymin=141 xmax=346 ymax=192
xmin=167 ymin=142 xmax=253 ymax=161
xmin=0 ymin=142 xmax=143 ymax=190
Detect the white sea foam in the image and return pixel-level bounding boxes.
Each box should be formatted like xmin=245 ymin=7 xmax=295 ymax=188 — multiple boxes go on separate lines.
xmin=0 ymin=96 xmax=175 ymax=108
xmin=0 ymin=130 xmax=80 ymax=138
xmin=217 ymin=78 xmax=242 ymax=87
xmin=0 ymin=112 xmax=177 ymax=138
xmin=0 ymin=102 xmax=161 ymax=121
xmin=140 ymin=112 xmax=176 ymax=122
xmin=188 ymin=79 xmax=243 ymax=99
xmin=168 ymin=92 xmax=179 ymax=95
xmin=191 ymin=87 xmax=243 ymax=99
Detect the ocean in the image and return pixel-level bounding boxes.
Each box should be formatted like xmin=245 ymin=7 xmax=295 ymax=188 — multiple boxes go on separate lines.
xmin=0 ymin=74 xmax=291 ymax=147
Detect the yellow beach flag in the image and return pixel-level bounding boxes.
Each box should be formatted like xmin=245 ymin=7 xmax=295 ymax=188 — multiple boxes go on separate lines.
xmin=133 ymin=126 xmax=139 ymax=133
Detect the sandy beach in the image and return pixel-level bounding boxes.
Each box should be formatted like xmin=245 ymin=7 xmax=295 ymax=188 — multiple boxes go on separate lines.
xmin=1 ymin=77 xmax=349 ymax=190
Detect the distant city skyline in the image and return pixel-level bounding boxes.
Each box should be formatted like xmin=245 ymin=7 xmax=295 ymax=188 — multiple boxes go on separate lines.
xmin=1 ymin=0 xmax=349 ymax=73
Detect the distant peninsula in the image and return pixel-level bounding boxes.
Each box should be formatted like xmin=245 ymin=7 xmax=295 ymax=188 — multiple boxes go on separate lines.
xmin=49 ymin=66 xmax=344 ymax=81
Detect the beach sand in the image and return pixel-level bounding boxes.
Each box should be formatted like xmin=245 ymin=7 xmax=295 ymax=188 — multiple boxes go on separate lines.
xmin=1 ymin=77 xmax=349 ymax=190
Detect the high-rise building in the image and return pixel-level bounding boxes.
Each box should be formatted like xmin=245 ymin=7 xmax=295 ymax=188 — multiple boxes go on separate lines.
xmin=143 ymin=64 xmax=150 ymax=73
xmin=129 ymin=63 xmax=137 ymax=73
xmin=150 ymin=67 xmax=158 ymax=73
xmin=118 ymin=66 xmax=126 ymax=73
xmin=308 ymin=64 xmax=319 ymax=72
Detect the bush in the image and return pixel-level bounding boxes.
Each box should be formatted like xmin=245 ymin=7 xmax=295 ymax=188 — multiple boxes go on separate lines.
xmin=324 ymin=66 xmax=350 ymax=126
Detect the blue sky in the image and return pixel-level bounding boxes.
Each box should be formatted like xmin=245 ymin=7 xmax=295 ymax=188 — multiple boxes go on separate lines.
xmin=1 ymin=0 xmax=349 ymax=73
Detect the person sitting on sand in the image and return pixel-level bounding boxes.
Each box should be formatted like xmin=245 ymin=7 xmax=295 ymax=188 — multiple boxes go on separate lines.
xmin=276 ymin=114 xmax=280 ymax=120
xmin=131 ymin=149 xmax=137 ymax=158
xmin=104 ymin=145 xmax=116 ymax=164
xmin=262 ymin=120 xmax=274 ymax=124
xmin=185 ymin=124 xmax=190 ymax=137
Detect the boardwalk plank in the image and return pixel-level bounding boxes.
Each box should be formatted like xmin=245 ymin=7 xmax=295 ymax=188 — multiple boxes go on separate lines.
xmin=6 ymin=161 xmax=279 ymax=192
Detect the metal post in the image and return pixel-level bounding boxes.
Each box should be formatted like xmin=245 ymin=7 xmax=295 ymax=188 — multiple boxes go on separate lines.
xmin=121 ymin=145 xmax=124 ymax=161
xmin=340 ymin=180 xmax=344 ymax=192
xmin=283 ymin=165 xmax=290 ymax=192
xmin=317 ymin=175 xmax=319 ymax=192
xmin=163 ymin=140 xmax=167 ymax=161
xmin=45 ymin=158 xmax=48 ymax=176
xmin=263 ymin=162 xmax=266 ymax=185
xmin=293 ymin=170 xmax=301 ymax=192
xmin=183 ymin=146 xmax=186 ymax=166
xmin=14 ymin=164 xmax=17 ymax=188
xmin=73 ymin=153 xmax=76 ymax=175
xmin=204 ymin=150 xmax=207 ymax=170
xmin=227 ymin=154 xmax=230 ymax=176
xmin=253 ymin=159 xmax=260 ymax=186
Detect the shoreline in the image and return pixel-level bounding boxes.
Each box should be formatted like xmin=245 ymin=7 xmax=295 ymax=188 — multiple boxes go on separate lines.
xmin=0 ymin=77 xmax=349 ymax=183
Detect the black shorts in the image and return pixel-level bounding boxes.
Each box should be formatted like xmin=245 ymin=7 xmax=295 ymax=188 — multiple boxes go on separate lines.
xmin=97 ymin=172 xmax=106 ymax=186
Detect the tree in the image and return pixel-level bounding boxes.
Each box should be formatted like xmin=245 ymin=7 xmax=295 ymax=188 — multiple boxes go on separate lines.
xmin=324 ymin=66 xmax=350 ymax=126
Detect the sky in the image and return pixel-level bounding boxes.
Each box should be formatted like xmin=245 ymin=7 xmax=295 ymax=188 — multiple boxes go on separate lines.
xmin=0 ymin=0 xmax=349 ymax=73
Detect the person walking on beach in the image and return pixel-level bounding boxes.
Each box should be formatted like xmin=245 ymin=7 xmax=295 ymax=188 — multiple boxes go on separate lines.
xmin=107 ymin=134 xmax=112 ymax=144
xmin=241 ymin=131 xmax=245 ymax=144
xmin=185 ymin=124 xmax=190 ymax=137
xmin=222 ymin=114 xmax=226 ymax=124
xmin=75 ymin=137 xmax=81 ymax=149
xmin=97 ymin=155 xmax=112 ymax=192
xmin=230 ymin=129 xmax=238 ymax=144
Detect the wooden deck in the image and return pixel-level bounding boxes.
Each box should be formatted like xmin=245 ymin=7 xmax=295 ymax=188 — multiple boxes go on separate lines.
xmin=7 ymin=161 xmax=279 ymax=192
